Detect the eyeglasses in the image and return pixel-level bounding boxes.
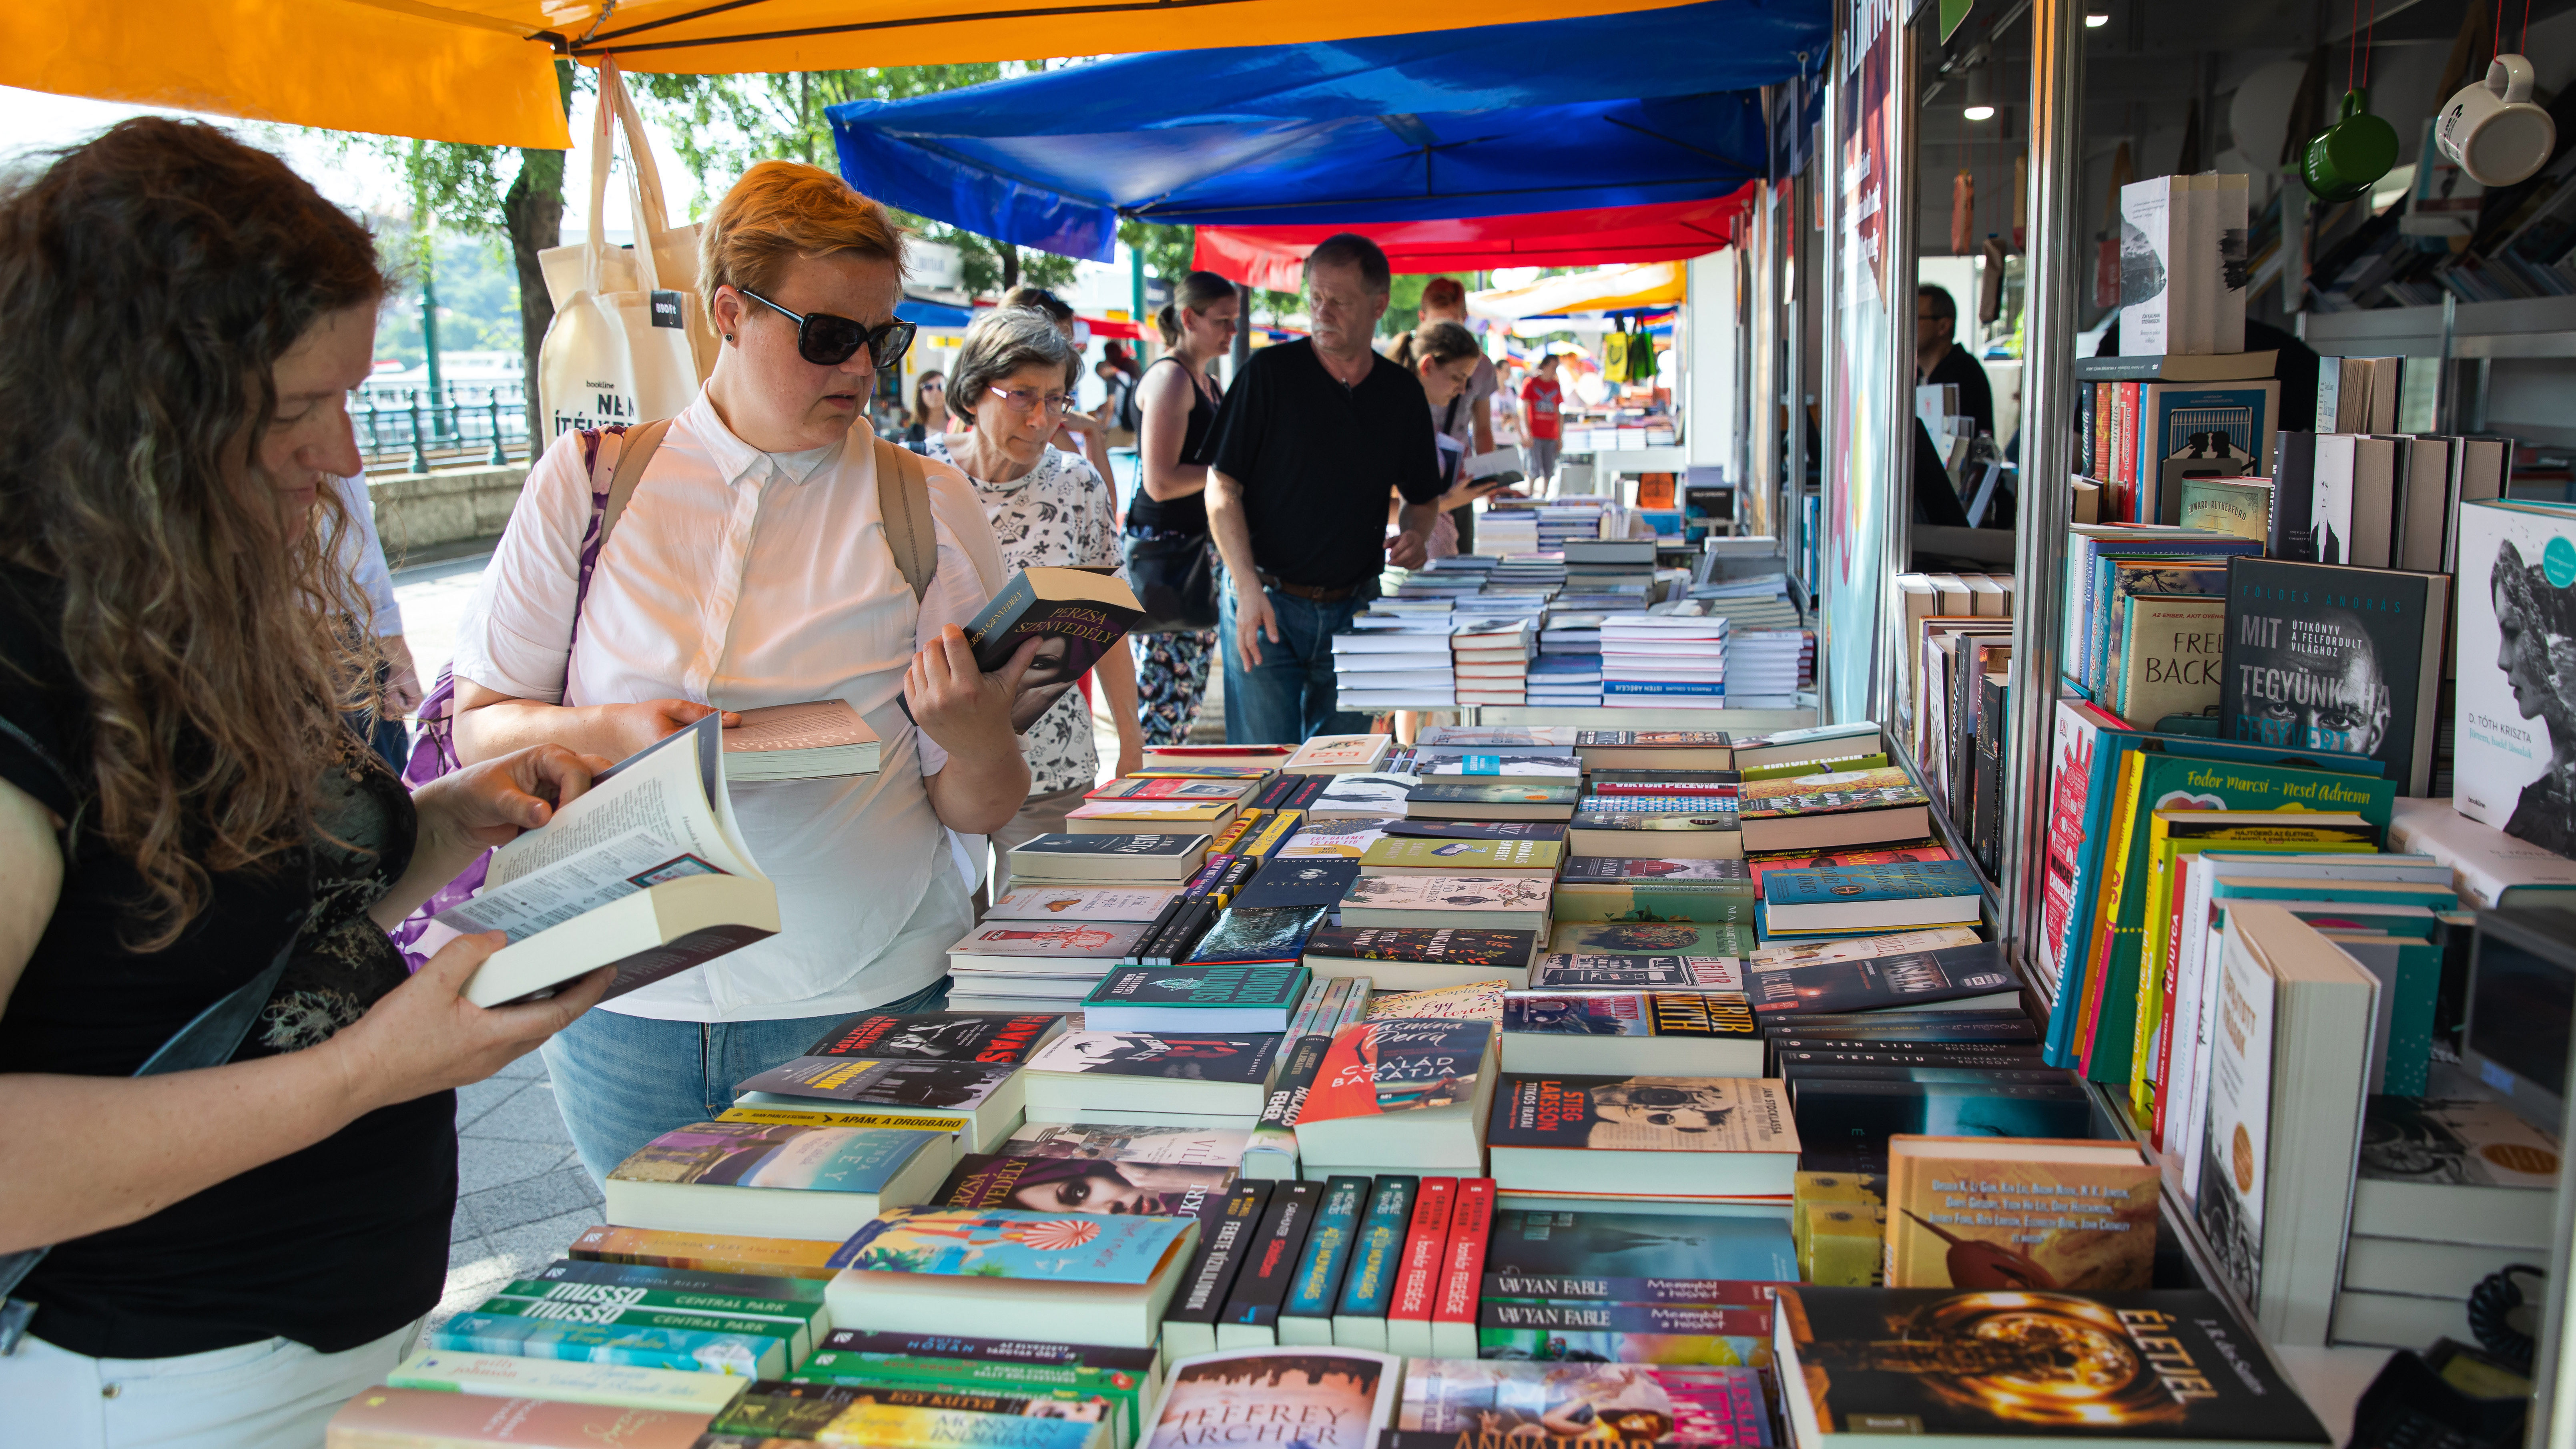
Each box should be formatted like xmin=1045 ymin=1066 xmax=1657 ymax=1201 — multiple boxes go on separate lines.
xmin=988 ymin=385 xmax=1073 ymax=417
xmin=736 ymin=286 xmax=917 ymax=369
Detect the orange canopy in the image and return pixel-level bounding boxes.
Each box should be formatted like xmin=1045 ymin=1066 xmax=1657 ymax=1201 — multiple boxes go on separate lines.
xmin=0 ymin=0 xmax=1704 ymax=149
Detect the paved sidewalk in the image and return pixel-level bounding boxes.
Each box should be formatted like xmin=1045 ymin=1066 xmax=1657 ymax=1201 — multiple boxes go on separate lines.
xmin=439 ymin=1052 xmax=602 ymax=1329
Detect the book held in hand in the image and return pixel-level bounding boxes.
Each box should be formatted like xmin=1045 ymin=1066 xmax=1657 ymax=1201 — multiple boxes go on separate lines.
xmin=964 ymin=565 xmax=1145 ymax=675
xmin=720 ymin=698 xmax=881 ymax=779
xmin=435 ymin=713 xmax=779 ymax=1007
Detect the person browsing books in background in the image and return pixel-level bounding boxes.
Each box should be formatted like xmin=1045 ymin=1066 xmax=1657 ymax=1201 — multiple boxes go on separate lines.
xmin=899 ymin=369 xmax=947 ymax=448
xmin=1391 ymin=319 xmax=1507 ymax=561
xmin=0 ymin=120 xmax=621 ymax=1446
xmin=1206 ymin=233 xmax=1445 ymax=743
xmin=445 ymin=162 xmax=1043 ymax=1184
xmin=921 ymin=306 xmax=1144 ymax=895
xmin=999 ymin=285 xmax=1119 ymax=486
xmin=1126 ymin=270 xmax=1237 ymax=749
xmin=1416 ymin=277 xmax=1499 ymax=552
xmin=1913 ymin=284 xmax=1994 ymax=442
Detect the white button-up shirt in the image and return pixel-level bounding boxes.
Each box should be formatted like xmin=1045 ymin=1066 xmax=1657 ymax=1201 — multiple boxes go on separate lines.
xmin=453 ymin=389 xmax=1007 ymax=1022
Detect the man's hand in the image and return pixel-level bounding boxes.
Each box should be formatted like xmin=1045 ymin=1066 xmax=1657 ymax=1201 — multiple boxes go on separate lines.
xmin=1232 ymin=584 xmax=1281 ymax=672
xmin=909 ymin=626 xmax=1043 ymax=757
xmin=1387 ymin=529 xmax=1431 ymax=571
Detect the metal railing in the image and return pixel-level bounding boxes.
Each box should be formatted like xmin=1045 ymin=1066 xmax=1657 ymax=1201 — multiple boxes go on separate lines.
xmin=352 ymin=383 xmax=532 ymax=473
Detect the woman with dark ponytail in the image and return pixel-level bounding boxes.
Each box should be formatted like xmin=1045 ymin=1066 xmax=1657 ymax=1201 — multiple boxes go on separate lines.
xmin=1123 ymin=271 xmax=1239 ymax=745
xmin=1392 ymin=320 xmax=1501 ymax=560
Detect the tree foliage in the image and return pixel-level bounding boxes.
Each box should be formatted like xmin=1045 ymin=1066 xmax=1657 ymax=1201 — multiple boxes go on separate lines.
xmin=630 ymin=66 xmax=1079 ymax=300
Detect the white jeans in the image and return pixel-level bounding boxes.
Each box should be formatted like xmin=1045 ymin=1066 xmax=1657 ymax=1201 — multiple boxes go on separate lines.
xmin=0 ymin=1319 xmax=419 ymax=1449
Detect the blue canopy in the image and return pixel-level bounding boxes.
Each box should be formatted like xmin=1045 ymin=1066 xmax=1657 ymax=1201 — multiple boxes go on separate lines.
xmin=895 ymin=295 xmax=975 ymax=329
xmin=827 ymin=0 xmax=1828 ymax=263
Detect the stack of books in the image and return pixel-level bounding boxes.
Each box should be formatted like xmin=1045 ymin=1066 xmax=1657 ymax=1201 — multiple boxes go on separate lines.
xmin=1599 ymin=613 xmax=1729 ymax=709
xmin=1473 ymin=508 xmax=1539 ymax=556
xmin=1449 ymin=616 xmax=1535 ymax=706
xmin=1332 ymin=613 xmax=1456 ymax=709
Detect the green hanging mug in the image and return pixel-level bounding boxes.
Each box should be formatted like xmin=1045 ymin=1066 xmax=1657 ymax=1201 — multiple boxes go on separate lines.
xmin=2303 ymin=88 xmax=2400 ymax=203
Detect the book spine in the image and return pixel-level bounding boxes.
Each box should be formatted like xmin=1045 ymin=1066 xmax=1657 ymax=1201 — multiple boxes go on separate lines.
xmin=1282 ymin=1175 xmax=1372 ymax=1324
xmin=1385 ymin=1177 xmax=1459 ymax=1356
xmin=1130 ymin=897 xmax=1187 ymax=965
xmin=1159 ymin=1182 xmax=1272 ymax=1335
xmin=1213 ymin=854 xmax=1260 ymax=905
xmin=2077 ymin=379 xmax=2095 ymax=476
xmin=1428 ymin=1179 xmax=1495 ymax=1357
xmin=1217 ymin=1179 xmax=1322 ymax=1336
xmin=1288 ymin=775 xmax=1331 ymax=810
xmin=1332 ymin=1176 xmax=1418 ymax=1337
xmin=1242 ymin=979 xmax=1353 ymax=1172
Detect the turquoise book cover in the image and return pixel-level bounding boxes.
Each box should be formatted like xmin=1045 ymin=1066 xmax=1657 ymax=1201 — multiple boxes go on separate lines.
xmin=1284 ymin=1175 xmax=1372 ymax=1319
xmin=1334 ymin=1176 xmax=1418 ymax=1317
xmin=1760 ymin=860 xmax=1984 ymax=908
xmin=829 ymin=1208 xmax=1195 ymax=1283
xmin=431 ymin=1311 xmax=785 ymax=1375
xmin=1081 ymin=963 xmax=1309 ymax=1007
xmin=2207 ymin=878 xmax=2458 ymax=915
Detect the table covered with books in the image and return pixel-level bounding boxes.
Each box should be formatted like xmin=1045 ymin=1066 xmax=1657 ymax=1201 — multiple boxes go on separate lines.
xmin=324 ymin=721 xmax=2547 ymax=1449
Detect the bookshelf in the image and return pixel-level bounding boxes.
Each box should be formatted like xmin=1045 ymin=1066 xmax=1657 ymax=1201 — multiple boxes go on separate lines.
xmin=2301 ymin=295 xmax=2576 ymax=448
xmin=1887 ymin=735 xmax=2004 ymax=936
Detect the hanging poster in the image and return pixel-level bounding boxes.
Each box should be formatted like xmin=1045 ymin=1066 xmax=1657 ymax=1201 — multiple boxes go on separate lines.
xmin=1823 ymin=0 xmax=1900 ymax=720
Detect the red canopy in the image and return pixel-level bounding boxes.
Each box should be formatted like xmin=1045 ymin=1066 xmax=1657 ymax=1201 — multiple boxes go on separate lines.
xmin=1190 ymin=187 xmax=1757 ymax=290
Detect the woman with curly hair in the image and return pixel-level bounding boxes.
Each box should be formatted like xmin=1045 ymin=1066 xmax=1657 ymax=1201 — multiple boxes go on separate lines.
xmin=0 ymin=120 xmax=616 ymax=1444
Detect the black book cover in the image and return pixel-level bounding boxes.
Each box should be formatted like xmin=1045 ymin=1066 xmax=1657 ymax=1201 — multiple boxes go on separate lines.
xmin=1185 ymin=907 xmax=1331 ymax=965
xmin=816 ymin=1327 xmax=1159 ymax=1373
xmin=1158 ymin=901 xmax=1220 ymax=964
xmin=804 ymin=1011 xmax=1061 ymax=1064
xmin=1772 ymin=1047 xmax=2045 ymax=1068
xmin=1972 ymin=672 xmax=2008 ymax=879
xmin=1782 ymin=1286 xmax=2327 ymax=1442
xmin=1779 ymin=1064 xmax=2072 ymax=1086
xmin=1234 ymin=859 xmax=1364 ymax=911
xmin=1745 ymin=944 xmax=2019 ymax=1016
xmin=1132 ymin=896 xmax=1187 ymax=963
xmin=1406 ymin=781 xmax=1581 ymax=806
xmin=1759 ymin=1010 xmax=2034 ymax=1031
xmin=1303 ymin=925 xmax=1537 ymax=965
xmin=1251 ymin=775 xmax=1300 ymax=811
xmin=1788 ymin=1079 xmax=2095 ymax=1159
xmin=2218 ymin=556 xmax=2448 ymax=795
xmin=1254 ymin=1032 xmax=1334 ymax=1135
xmin=1559 ymin=857 xmax=1752 ymax=883
xmin=963 ymin=566 xmax=1144 ymax=676
xmin=1218 ymin=1179 xmax=1322 ymax=1329
xmin=1164 ymin=1182 xmax=1274 ymax=1329
xmin=2268 ymin=429 xmax=2317 ymax=562
xmin=1286 ymin=775 xmax=1331 ymax=810
xmin=1382 ymin=819 xmax=1571 ymax=841
xmin=1762 ymin=1019 xmax=2041 ymax=1043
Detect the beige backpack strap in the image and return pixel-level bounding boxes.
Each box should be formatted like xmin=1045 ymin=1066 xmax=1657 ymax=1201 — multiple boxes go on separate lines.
xmin=597 ymin=417 xmax=674 ymax=554
xmin=874 ymin=436 xmax=939 ymax=602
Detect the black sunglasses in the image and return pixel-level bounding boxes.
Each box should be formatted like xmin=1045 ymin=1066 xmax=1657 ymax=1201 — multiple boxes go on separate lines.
xmin=737 ymin=286 xmax=917 ymax=369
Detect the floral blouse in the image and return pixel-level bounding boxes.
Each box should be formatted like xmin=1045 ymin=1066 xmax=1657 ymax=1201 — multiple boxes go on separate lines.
xmin=921 ymin=435 xmax=1123 ymax=795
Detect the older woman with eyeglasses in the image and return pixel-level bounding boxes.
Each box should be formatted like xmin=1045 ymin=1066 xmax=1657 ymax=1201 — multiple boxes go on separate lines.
xmin=924 ymin=308 xmax=1143 ymax=895
xmin=447 ymin=161 xmax=1036 ymax=1182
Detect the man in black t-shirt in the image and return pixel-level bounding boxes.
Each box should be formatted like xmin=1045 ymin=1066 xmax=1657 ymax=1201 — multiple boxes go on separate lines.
xmin=1207 ymin=233 xmax=1444 ymax=743
xmin=1914 ymin=284 xmax=1994 ymax=440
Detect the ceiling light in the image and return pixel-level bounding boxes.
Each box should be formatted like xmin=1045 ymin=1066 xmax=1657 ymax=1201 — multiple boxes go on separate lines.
xmin=2084 ymin=11 xmax=2109 ymax=24
xmin=1964 ymin=64 xmax=1996 ymax=122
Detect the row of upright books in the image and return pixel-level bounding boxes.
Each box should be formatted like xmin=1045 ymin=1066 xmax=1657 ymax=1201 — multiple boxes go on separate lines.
xmin=324 ymin=722 xmax=2376 ymax=1449
xmin=2046 ymin=315 xmax=2576 ymax=1377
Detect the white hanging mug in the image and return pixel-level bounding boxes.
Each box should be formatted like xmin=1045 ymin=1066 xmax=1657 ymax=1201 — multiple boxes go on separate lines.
xmin=2437 ymin=53 xmax=2557 ymax=187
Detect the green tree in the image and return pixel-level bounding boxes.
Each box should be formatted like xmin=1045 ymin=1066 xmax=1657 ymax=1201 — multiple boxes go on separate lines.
xmin=344 ymin=60 xmax=576 ymax=441
xmin=631 ymin=66 xmax=1078 ymax=299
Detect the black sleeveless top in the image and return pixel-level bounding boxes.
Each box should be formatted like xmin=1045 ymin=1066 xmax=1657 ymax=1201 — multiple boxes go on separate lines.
xmin=1126 ymin=356 xmax=1221 ymax=533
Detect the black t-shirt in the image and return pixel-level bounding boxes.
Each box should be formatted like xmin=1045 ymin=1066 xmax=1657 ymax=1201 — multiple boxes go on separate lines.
xmin=1128 ymin=357 xmax=1223 ymax=535
xmin=1207 ymin=339 xmax=1444 ymax=590
xmin=1923 ymin=343 xmax=1996 ymax=440
xmin=0 ymin=564 xmax=453 ymax=1359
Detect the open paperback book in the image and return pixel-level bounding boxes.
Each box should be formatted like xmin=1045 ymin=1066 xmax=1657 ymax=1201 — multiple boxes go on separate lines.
xmin=434 ymin=713 xmax=780 ymax=1007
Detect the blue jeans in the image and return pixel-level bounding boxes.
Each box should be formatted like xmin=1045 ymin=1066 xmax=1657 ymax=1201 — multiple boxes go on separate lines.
xmin=1220 ymin=579 xmax=1376 ymax=744
xmin=542 ymin=977 xmax=951 ymax=1184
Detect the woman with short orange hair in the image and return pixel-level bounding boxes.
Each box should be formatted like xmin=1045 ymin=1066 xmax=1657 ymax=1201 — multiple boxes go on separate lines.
xmin=450 ymin=160 xmax=1035 ymax=1182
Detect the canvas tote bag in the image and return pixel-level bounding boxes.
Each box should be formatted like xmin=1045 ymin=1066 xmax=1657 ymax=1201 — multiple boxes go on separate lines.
xmin=536 ymin=59 xmax=717 ymax=440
